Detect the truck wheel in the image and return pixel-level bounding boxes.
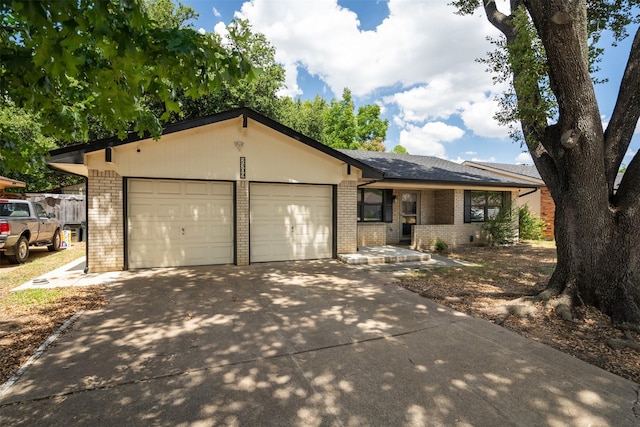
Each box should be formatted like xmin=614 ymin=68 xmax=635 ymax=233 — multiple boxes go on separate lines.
xmin=48 ymin=229 xmax=62 ymax=252
xmin=8 ymin=236 xmax=29 ymax=264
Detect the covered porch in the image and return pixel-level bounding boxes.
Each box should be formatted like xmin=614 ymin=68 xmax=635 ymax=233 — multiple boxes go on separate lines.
xmin=356 ymin=187 xmax=503 ymax=251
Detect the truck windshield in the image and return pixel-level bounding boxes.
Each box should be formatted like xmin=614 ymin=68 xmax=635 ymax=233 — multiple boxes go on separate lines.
xmin=0 ymin=203 xmax=30 ymax=217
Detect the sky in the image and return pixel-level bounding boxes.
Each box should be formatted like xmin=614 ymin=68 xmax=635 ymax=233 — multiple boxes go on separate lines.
xmin=181 ymin=0 xmax=639 ymax=165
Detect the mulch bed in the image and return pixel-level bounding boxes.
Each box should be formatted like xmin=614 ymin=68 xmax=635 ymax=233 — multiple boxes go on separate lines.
xmin=400 ymin=245 xmax=640 ymax=384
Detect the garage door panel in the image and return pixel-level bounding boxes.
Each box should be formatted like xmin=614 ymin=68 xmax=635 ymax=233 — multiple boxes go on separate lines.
xmin=250 ymin=183 xmax=333 ymax=263
xmin=127 ymin=179 xmax=233 ymax=269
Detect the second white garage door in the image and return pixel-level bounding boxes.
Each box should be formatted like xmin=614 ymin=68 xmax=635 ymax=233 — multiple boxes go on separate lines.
xmin=127 ymin=179 xmax=234 ymax=269
xmin=250 ymin=183 xmax=333 ymax=262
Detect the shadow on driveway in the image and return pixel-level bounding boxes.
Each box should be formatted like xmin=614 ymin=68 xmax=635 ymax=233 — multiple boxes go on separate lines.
xmin=0 ymin=260 xmax=637 ymax=426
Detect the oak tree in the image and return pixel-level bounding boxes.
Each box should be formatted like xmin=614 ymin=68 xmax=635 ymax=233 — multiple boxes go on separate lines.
xmin=0 ymin=0 xmax=252 ymax=165
xmin=453 ymin=1 xmax=640 ymax=324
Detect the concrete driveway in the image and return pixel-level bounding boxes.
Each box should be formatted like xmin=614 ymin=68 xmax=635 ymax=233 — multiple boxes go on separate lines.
xmin=0 ymin=260 xmax=638 ymax=426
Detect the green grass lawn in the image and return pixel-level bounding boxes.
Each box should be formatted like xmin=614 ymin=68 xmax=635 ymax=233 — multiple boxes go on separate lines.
xmin=0 ymin=242 xmax=85 ymax=300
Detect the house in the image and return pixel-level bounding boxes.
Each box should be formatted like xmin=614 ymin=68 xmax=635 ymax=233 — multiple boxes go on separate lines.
xmin=0 ymin=176 xmax=26 ymax=198
xmin=463 ymin=161 xmax=554 ymax=239
xmin=48 ymin=108 xmax=537 ymax=272
xmin=343 ymin=151 xmax=538 ymax=249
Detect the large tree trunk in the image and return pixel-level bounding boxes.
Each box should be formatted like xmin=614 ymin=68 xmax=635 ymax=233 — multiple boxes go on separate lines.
xmin=547 ymin=183 xmax=640 ymax=324
xmin=479 ymin=1 xmax=640 ymax=324
xmin=526 ymin=1 xmax=640 ymax=324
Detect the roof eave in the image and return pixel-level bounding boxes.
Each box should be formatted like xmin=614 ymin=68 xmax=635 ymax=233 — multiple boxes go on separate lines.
xmin=47 ymin=108 xmax=385 ymax=180
xmin=366 ymin=177 xmax=539 ymax=189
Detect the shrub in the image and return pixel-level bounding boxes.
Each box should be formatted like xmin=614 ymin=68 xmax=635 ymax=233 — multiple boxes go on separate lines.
xmin=518 ymin=205 xmax=546 ymax=240
xmin=433 ymin=239 xmax=449 ymax=253
xmin=483 ymin=207 xmax=518 ymax=246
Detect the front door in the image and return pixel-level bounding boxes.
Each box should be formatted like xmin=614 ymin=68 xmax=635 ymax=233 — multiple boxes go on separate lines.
xmin=400 ymin=192 xmax=418 ymax=242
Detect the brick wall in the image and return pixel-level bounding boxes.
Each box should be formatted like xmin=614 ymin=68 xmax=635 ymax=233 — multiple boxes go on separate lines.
xmin=87 ymin=170 xmax=124 ymax=272
xmin=412 ymin=224 xmax=485 ymax=250
xmin=236 ymin=181 xmax=249 ymax=265
xmin=357 ymin=223 xmax=387 ymax=246
xmin=420 ymin=190 xmax=436 ymax=224
xmin=540 ymin=186 xmax=555 ymax=239
xmin=434 ymin=190 xmax=455 ymax=224
xmin=411 ymin=189 xmax=519 ymax=249
xmin=337 ymin=180 xmax=357 ymax=253
xmin=386 ymin=190 xmax=400 ymax=244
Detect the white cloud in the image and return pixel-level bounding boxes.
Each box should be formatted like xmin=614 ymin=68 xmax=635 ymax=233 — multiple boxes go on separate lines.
xmin=515 ymin=152 xmax=533 ymax=164
xmin=233 ymin=0 xmax=514 ymax=158
xmin=399 ymin=122 xmax=464 ymax=157
xmin=212 ymin=7 xmax=221 ymax=18
xmin=624 ymin=149 xmax=637 ymax=159
xmin=213 ymin=21 xmax=228 ymax=37
xmin=237 ymin=0 xmax=501 ymax=98
xmin=460 ymin=96 xmax=510 ymax=139
xmin=465 ymin=151 xmax=477 ymax=155
xmin=197 ymin=27 xmax=206 ymax=35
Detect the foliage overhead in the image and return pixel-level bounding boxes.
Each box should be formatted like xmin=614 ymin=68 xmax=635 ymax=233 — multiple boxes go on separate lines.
xmin=356 ymin=104 xmax=389 ymax=145
xmin=0 ymin=0 xmax=254 ymax=145
xmin=324 ymin=88 xmax=358 ymax=149
xmin=390 ymin=145 xmax=409 ymax=154
xmin=279 ymin=88 xmax=390 ymax=151
xmin=175 ymin=19 xmax=286 ymax=121
xmin=142 ymin=0 xmax=197 ymax=30
xmin=0 ymin=102 xmax=55 ymax=174
xmin=278 ymin=96 xmax=329 ymax=143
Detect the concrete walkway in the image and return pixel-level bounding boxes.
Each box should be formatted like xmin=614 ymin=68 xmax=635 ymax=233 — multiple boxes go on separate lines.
xmin=11 ymin=257 xmax=121 ymax=291
xmin=1 ymin=260 xmax=638 ymax=426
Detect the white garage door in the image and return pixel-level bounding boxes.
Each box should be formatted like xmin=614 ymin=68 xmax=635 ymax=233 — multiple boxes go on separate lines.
xmin=250 ymin=183 xmax=333 ymax=263
xmin=127 ymin=179 xmax=234 ymax=269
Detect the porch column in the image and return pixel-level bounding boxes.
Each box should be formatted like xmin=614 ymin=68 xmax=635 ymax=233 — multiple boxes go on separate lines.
xmin=87 ymin=169 xmax=124 ymax=272
xmin=337 ymin=180 xmax=357 ymax=254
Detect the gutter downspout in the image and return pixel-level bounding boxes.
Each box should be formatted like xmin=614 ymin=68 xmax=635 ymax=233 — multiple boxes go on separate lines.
xmin=357 ymin=180 xmax=383 ymax=189
xmin=519 ymin=187 xmax=540 ymax=198
xmin=83 ymin=175 xmax=89 ymax=274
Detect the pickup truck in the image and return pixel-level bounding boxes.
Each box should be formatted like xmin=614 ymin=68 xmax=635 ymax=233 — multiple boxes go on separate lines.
xmin=0 ymin=199 xmax=63 ymax=264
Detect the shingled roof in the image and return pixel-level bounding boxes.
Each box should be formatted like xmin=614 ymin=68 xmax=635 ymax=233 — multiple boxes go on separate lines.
xmin=463 ymin=161 xmax=542 ymax=181
xmin=339 ymin=150 xmax=537 ymax=188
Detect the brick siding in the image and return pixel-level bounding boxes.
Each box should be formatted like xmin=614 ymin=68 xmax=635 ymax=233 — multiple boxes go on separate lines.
xmin=337 ymin=180 xmax=357 ymax=253
xmin=540 ymin=186 xmax=555 ymax=239
xmin=87 ymin=170 xmax=124 ymax=272
xmin=236 ymin=181 xmax=249 ymax=265
xmin=357 ymin=223 xmax=387 ymax=246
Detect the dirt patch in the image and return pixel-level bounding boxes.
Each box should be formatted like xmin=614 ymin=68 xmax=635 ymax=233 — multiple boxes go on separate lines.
xmin=400 ymin=244 xmax=640 ymax=384
xmin=0 ymin=287 xmax=106 ymax=385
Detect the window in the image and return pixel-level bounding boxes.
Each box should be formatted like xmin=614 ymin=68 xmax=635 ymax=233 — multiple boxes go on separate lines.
xmin=34 ymin=204 xmax=48 ymax=219
xmin=464 ymin=191 xmax=511 ymax=223
xmin=357 ymin=189 xmax=393 ymax=222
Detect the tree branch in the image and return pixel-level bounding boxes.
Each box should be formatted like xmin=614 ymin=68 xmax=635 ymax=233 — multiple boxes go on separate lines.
xmin=614 ymin=150 xmax=640 ymax=215
xmin=484 ymin=1 xmax=552 ymax=161
xmin=604 ymin=25 xmax=640 ymax=194
xmin=483 ymin=0 xmax=517 ymax=41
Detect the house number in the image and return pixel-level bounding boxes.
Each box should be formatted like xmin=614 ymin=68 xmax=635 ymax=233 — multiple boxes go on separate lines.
xmin=240 ymin=156 xmax=246 ymax=179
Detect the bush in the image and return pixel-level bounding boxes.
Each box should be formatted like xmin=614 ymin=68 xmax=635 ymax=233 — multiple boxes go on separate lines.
xmin=483 ymin=208 xmax=517 ymax=246
xmin=518 ymin=205 xmax=546 ymax=240
xmin=433 ymin=239 xmax=448 ymax=253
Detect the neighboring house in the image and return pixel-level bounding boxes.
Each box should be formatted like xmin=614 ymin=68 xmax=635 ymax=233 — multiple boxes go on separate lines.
xmin=463 ymin=161 xmax=555 ymax=239
xmin=0 ymin=176 xmax=26 ymax=198
xmin=48 ymin=108 xmax=537 ymax=273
